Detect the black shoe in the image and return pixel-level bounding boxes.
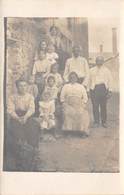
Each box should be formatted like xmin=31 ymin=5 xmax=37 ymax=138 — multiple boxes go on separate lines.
xmin=102 ymin=123 xmax=108 ymax=128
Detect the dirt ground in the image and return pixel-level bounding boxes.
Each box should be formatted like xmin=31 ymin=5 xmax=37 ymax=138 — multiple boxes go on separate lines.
xmin=36 ymin=93 xmax=119 ymax=172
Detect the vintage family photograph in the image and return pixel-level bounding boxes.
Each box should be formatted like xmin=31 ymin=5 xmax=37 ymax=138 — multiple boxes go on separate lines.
xmin=3 ymin=17 xmax=119 ymax=172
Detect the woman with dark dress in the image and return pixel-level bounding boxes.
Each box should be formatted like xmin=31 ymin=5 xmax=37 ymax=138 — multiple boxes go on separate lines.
xmin=5 ymin=79 xmax=40 ymax=171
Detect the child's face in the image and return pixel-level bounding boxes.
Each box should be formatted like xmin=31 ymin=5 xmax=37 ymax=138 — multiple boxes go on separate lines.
xmin=47 ymin=78 xmax=55 ymax=87
xmin=51 ymin=65 xmax=58 ymax=73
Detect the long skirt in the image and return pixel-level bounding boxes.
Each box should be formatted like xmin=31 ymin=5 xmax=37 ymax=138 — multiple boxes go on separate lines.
xmin=4 ymin=115 xmax=40 ymax=171
xmin=62 ymin=103 xmax=90 ymax=133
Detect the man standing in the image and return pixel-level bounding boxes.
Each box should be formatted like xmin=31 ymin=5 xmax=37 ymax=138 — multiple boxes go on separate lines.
xmin=90 ymin=56 xmax=113 ymax=128
xmin=63 ymin=46 xmax=89 ymax=90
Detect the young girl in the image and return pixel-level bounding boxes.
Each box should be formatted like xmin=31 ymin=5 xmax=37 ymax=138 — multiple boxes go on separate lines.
xmin=47 ymin=63 xmax=63 ymax=92
xmin=44 ymin=75 xmax=59 ymax=100
xmin=46 ymin=44 xmax=59 ymax=65
xmin=39 ymin=91 xmax=57 ymax=141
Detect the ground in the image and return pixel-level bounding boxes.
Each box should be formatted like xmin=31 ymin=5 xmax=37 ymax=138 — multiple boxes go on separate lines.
xmin=36 ymin=93 xmax=119 ymax=172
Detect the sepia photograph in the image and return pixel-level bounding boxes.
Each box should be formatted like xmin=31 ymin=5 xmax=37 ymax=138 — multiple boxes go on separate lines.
xmin=3 ymin=17 xmax=119 ymax=172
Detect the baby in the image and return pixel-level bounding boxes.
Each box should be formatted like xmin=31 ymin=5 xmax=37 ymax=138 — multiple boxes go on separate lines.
xmin=28 ymin=75 xmax=38 ymax=99
xmin=46 ymin=44 xmax=59 ymax=64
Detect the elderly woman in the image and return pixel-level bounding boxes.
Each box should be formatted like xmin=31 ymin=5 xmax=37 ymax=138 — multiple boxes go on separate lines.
xmin=5 ymin=79 xmax=40 ymax=171
xmin=60 ymin=72 xmax=90 ymax=136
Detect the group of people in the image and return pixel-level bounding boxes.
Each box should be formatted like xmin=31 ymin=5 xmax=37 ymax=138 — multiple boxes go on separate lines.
xmin=5 ymin=36 xmax=113 ymax=170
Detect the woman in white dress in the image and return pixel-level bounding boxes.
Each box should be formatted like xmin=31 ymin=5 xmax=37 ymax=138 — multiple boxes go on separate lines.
xmin=60 ymin=72 xmax=90 ymax=136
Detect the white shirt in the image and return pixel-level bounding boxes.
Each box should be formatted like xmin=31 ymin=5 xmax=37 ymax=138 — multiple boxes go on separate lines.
xmin=90 ymin=65 xmax=113 ymax=91
xmin=8 ymin=93 xmax=35 ymax=118
xmin=60 ymin=83 xmax=88 ymax=104
xmin=63 ymin=56 xmax=90 ymax=87
xmin=32 ymin=59 xmax=51 ymax=76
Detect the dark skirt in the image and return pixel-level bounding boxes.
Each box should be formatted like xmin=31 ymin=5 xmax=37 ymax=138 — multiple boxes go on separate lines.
xmin=4 ymin=114 xmax=40 ymax=171
xmin=8 ymin=116 xmax=40 ymax=148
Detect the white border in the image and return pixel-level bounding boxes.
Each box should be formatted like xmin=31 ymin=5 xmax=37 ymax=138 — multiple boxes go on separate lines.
xmin=0 ymin=0 xmax=124 ymax=194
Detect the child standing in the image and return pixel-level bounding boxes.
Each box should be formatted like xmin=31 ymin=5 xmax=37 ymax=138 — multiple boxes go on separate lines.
xmin=39 ymin=91 xmax=56 ymax=141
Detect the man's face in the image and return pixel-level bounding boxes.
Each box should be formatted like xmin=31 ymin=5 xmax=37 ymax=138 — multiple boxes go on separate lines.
xmin=17 ymin=81 xmax=27 ymax=94
xmin=96 ymin=56 xmax=104 ymax=67
xmin=73 ymin=47 xmax=80 ymax=57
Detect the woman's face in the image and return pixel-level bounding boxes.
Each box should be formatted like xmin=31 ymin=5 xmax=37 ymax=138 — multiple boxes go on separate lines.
xmin=17 ymin=81 xmax=27 ymax=95
xmin=40 ymin=41 xmax=47 ymax=50
xmin=69 ymin=73 xmax=78 ymax=83
xmin=50 ymin=27 xmax=58 ymax=36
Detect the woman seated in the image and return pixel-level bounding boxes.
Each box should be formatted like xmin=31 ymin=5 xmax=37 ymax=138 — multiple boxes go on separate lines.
xmin=60 ymin=72 xmax=90 ymax=137
xmin=6 ymin=79 xmax=40 ymax=171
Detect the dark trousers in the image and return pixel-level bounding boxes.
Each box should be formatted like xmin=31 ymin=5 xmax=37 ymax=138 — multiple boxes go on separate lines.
xmin=90 ymin=84 xmax=108 ymax=124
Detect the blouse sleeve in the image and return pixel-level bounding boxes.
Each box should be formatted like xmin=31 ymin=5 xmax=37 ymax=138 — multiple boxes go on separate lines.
xmin=82 ymin=58 xmax=90 ymax=90
xmin=60 ymin=85 xmax=67 ymax=103
xmin=63 ymin=59 xmax=70 ymax=82
xmin=25 ymin=95 xmax=35 ymax=118
xmin=7 ymin=96 xmax=18 ymax=119
xmin=81 ymin=86 xmax=88 ymax=103
xmin=54 ymin=52 xmax=59 ymax=59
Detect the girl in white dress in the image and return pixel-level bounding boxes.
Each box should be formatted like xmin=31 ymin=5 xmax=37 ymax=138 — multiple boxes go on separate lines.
xmin=39 ymin=91 xmax=55 ymax=130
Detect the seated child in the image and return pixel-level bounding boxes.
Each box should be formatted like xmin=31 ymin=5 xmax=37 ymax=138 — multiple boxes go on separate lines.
xmin=44 ymin=75 xmax=59 ymax=100
xmin=39 ymin=91 xmax=55 ymax=130
xmin=46 ymin=44 xmax=59 ymax=65
xmin=47 ymin=63 xmax=63 ymax=92
xmin=28 ymin=75 xmax=38 ymax=99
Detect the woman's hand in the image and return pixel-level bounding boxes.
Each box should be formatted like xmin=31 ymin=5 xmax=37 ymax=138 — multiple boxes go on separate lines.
xmin=18 ymin=116 xmax=28 ymax=124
